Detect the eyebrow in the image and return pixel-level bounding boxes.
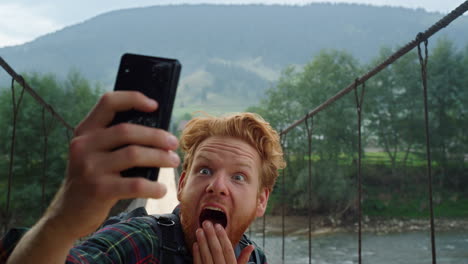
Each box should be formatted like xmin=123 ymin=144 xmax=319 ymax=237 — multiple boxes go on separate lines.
xmin=195 ymin=153 xmax=254 ymax=171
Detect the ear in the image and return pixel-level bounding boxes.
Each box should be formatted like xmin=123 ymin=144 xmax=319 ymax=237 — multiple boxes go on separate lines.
xmin=255 ymin=187 xmax=270 ymax=217
xmin=177 ymin=171 xmax=187 ymax=201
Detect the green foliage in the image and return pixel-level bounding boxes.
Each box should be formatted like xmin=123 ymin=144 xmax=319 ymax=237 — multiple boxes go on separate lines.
xmin=250 ymin=50 xmax=362 ymax=215
xmin=250 ymin=39 xmax=468 ymax=218
xmin=292 ymin=161 xmax=355 ymax=214
xmin=425 ymin=37 xmax=467 ymax=189
xmin=365 ymin=48 xmax=423 ymax=174
xmin=362 ymin=190 xmax=468 ymax=219
xmin=0 ymin=71 xmax=101 ymax=228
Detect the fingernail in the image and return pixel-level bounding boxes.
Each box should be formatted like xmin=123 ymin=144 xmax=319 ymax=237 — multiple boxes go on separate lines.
xmin=203 ymin=221 xmax=212 ymax=228
xmin=215 ymin=224 xmax=223 ymax=231
xmin=147 ymin=99 xmax=158 ymax=107
xmin=167 ymin=135 xmax=178 ymax=148
xmin=170 ymin=151 xmax=180 ymax=165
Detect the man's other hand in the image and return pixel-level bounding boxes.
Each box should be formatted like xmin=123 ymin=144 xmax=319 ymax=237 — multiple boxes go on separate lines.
xmin=193 ymin=221 xmax=254 ymax=264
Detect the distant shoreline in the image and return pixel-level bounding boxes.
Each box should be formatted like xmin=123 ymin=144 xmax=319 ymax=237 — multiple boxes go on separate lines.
xmin=250 ymin=216 xmax=468 ymax=237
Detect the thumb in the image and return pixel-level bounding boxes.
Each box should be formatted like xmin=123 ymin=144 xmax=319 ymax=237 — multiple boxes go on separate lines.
xmin=237 ymin=244 xmax=255 ymax=264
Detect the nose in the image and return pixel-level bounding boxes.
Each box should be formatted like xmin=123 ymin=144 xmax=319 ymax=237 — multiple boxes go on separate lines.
xmin=206 ymin=171 xmax=229 ymax=196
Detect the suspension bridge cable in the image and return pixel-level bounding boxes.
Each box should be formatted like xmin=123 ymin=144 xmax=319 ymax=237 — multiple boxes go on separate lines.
xmin=41 ymin=107 xmax=55 ymax=212
xmin=304 ymin=116 xmax=313 ymax=264
xmin=0 ymin=57 xmax=74 ymax=132
xmin=5 ymin=78 xmax=25 ymax=232
xmin=354 ymin=80 xmax=366 ymax=264
xmin=280 ymin=0 xmax=468 ymax=136
xmin=418 ymin=39 xmax=437 ymax=264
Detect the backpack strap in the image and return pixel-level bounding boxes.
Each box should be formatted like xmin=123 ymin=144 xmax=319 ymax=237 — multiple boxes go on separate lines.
xmin=151 ymin=213 xmax=192 ymax=263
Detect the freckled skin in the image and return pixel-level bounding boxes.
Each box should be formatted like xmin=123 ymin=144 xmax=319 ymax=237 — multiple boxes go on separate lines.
xmin=177 ymin=136 xmax=269 ymax=253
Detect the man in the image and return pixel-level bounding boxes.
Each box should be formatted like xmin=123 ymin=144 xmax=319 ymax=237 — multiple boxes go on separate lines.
xmin=2 ymin=91 xmax=285 ymax=264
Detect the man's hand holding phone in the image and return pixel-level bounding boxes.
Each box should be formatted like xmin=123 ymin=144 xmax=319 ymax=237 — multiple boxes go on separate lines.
xmin=7 ymin=54 xmax=181 ymax=264
xmin=50 ymin=91 xmax=180 ymax=239
xmin=8 ymin=92 xmax=180 ymax=264
xmin=49 ymin=53 xmax=182 ymax=238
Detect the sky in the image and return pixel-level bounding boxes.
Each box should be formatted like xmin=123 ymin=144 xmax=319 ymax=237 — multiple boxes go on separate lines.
xmin=0 ymin=0 xmax=466 ymax=48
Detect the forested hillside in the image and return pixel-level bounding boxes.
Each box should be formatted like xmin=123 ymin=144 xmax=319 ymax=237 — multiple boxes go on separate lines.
xmin=1 ymin=3 xmax=467 ymax=111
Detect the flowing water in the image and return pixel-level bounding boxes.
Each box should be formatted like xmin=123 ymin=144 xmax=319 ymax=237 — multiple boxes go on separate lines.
xmin=250 ymin=231 xmax=468 ymax=264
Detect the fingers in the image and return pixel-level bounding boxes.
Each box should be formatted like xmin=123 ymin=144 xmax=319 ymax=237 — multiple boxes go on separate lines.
xmin=44 ymin=91 xmax=175 ymax=239
xmin=195 ymin=221 xmax=250 ymax=264
xmin=203 ymin=221 xmax=227 ymax=263
xmin=110 ymin=177 xmax=167 ymax=200
xmin=85 ymin=123 xmax=179 ymax=152
xmin=75 ymin=91 xmax=157 ymax=136
xmin=213 ymin=223 xmax=237 ymax=262
xmin=237 ymin=245 xmax=255 ymax=264
xmin=106 ymin=146 xmax=180 ymax=173
xmin=196 ymin=226 xmax=215 ymax=264
xmin=193 ymin=242 xmax=202 ymax=264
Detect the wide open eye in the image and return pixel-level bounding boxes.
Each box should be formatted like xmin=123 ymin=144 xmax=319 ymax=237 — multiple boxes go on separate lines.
xmin=199 ymin=167 xmax=212 ymax=175
xmin=232 ymin=174 xmax=246 ymax=182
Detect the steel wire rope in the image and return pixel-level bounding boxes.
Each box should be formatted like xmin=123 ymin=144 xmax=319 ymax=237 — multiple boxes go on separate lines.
xmin=418 ymin=38 xmax=437 ymax=264
xmin=0 ymin=57 xmax=74 ymax=132
xmin=354 ymin=80 xmax=366 ymax=264
xmin=41 ymin=107 xmax=56 ymax=212
xmin=279 ymin=0 xmax=468 ymax=136
xmin=5 ymin=77 xmax=25 ymax=232
xmin=304 ymin=116 xmax=314 ymax=264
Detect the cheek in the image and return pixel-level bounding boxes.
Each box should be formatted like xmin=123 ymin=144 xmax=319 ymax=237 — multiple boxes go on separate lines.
xmin=180 ymin=179 xmax=203 ymax=199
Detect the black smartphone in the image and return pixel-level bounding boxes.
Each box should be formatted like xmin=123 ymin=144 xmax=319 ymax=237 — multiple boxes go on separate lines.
xmin=110 ymin=53 xmax=181 ymax=181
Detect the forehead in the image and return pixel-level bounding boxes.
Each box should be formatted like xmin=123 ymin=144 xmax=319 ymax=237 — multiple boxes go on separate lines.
xmin=193 ymin=136 xmax=261 ymax=168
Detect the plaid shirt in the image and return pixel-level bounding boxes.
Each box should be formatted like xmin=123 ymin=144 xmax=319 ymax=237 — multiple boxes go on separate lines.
xmin=0 ymin=216 xmax=161 ymax=264
xmin=0 ymin=209 xmax=267 ymax=264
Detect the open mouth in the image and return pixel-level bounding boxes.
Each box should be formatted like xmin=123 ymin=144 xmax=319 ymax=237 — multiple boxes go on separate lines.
xmin=199 ymin=207 xmax=228 ymax=229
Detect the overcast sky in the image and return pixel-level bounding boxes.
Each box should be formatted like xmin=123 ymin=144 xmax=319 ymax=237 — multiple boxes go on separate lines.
xmin=0 ymin=0 xmax=466 ymax=48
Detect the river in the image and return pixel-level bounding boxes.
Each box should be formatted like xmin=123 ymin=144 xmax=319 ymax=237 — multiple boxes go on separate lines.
xmin=250 ymin=230 xmax=468 ymax=264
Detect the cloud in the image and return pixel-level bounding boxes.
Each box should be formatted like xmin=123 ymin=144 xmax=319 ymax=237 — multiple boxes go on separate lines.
xmin=0 ymin=3 xmax=61 ymax=47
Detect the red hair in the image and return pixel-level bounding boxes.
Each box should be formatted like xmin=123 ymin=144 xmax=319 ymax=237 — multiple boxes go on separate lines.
xmin=180 ymin=112 xmax=286 ymax=192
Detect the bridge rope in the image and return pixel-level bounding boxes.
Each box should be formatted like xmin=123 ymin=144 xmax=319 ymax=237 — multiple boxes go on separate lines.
xmin=418 ymin=39 xmax=437 ymax=264
xmin=354 ymin=80 xmax=366 ymax=264
xmin=5 ymin=78 xmax=25 ymax=232
xmin=0 ymin=58 xmax=74 ymax=132
xmin=280 ymin=0 xmax=468 ymax=136
xmin=41 ymin=107 xmax=56 ymax=212
xmin=0 ymin=58 xmax=74 ymax=232
xmin=304 ymin=116 xmax=313 ymax=264
xmin=275 ymin=1 xmax=468 ymax=263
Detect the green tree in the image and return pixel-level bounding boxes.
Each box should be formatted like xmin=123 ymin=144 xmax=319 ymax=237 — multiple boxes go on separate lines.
xmin=0 ymin=71 xmax=101 ymax=228
xmin=426 ymin=38 xmax=466 ymax=190
xmin=248 ymin=50 xmax=361 ymax=215
xmin=365 ymin=48 xmax=423 ymax=186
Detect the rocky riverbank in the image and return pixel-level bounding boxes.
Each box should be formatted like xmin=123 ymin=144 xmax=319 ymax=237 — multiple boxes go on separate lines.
xmin=250 ymin=215 xmax=468 ymax=237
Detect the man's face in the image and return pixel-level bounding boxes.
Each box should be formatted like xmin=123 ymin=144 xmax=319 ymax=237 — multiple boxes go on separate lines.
xmin=177 ymin=136 xmax=269 ymax=250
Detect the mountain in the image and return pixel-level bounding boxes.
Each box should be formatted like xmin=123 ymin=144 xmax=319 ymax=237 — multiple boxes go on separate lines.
xmin=1 ymin=3 xmax=467 ymax=113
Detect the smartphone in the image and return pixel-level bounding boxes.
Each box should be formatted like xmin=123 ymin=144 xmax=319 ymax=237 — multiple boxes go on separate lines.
xmin=110 ymin=53 xmax=181 ymax=181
